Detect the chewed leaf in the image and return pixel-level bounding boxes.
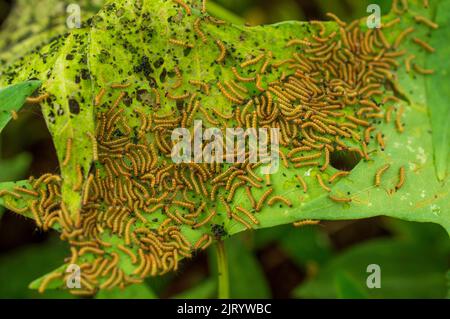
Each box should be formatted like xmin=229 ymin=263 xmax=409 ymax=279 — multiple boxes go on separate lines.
xmin=0 ymin=0 xmax=448 ymax=296
xmin=0 ymin=80 xmax=42 ymax=133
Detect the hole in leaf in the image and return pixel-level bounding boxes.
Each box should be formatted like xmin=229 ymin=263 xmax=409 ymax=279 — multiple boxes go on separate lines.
xmin=329 ymin=149 xmax=362 ymax=171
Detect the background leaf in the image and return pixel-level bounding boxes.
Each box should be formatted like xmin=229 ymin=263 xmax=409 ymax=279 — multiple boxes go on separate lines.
xmin=96 ymin=283 xmax=157 ymax=299
xmin=0 ymin=236 xmax=74 ymax=298
xmin=172 ymin=278 xmax=217 ymax=299
xmin=0 ymin=81 xmax=41 ymax=133
xmin=294 ymin=222 xmax=449 ymax=299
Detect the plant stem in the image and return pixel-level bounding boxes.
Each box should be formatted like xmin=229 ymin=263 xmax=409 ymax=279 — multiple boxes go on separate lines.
xmin=215 ymin=240 xmax=229 ymax=299
xmin=207 ymin=1 xmax=246 ymax=25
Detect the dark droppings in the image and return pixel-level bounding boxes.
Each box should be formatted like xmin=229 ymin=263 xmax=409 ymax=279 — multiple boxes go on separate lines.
xmin=68 ymin=98 xmax=80 ymax=114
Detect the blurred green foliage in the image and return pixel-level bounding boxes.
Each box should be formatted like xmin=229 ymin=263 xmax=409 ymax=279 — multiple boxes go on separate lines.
xmin=295 ymin=222 xmax=449 ymax=298
xmin=0 ymin=236 xmax=74 ymax=298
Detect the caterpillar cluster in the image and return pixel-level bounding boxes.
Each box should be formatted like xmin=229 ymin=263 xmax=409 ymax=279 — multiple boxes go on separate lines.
xmin=0 ymin=0 xmax=436 ymax=294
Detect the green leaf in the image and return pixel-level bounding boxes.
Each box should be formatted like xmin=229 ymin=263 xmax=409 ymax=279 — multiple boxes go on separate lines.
xmin=0 ymin=153 xmax=32 ymax=218
xmin=172 ymin=278 xmax=217 ymax=299
xmin=294 ymin=238 xmax=449 ymax=299
xmin=0 ymin=153 xmax=32 ymax=182
xmin=96 ymin=283 xmax=157 ymax=299
xmin=384 ymin=218 xmax=450 ymax=250
xmin=334 ymin=271 xmax=369 ymax=299
xmin=0 ymin=180 xmax=39 ymax=221
xmin=0 ymin=81 xmax=42 ymax=133
xmin=279 ymin=225 xmax=333 ymax=267
xmin=424 ymin=0 xmax=450 ymax=180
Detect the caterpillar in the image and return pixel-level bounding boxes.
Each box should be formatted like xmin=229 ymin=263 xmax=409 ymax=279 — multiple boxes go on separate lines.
xmin=383 ymin=17 xmax=401 ymax=28
xmin=231 ymin=67 xmax=255 ymax=82
xmin=219 ymin=195 xmax=233 ymax=219
xmin=111 ymin=83 xmax=130 ymax=89
xmin=38 ymin=272 xmax=62 ymax=294
xmin=267 ymin=195 xmax=292 ymax=207
xmin=245 ymin=186 xmax=257 ymax=209
xmin=375 ymin=164 xmax=390 ymax=187
xmin=95 ymin=88 xmax=106 ymax=106
xmin=224 ymin=81 xmax=246 ymax=101
xmin=405 ymin=54 xmax=415 ymax=73
xmin=86 ymin=132 xmax=98 ymax=161
xmin=316 ymin=174 xmax=331 ymax=192
xmin=189 ymin=80 xmax=210 ymax=95
xmin=311 ymin=20 xmax=326 ymax=36
xmin=215 ymin=40 xmax=227 ymax=63
xmin=290 ymin=152 xmax=322 ymax=163
xmin=376 ymin=132 xmax=385 ymax=150
xmin=236 ymin=206 xmax=259 ymax=225
xmin=286 ymin=39 xmax=312 ymax=47
xmin=200 ymin=235 xmax=213 ymax=250
xmin=264 ymin=174 xmax=271 ymax=186
xmin=26 ymin=93 xmax=49 ymax=104
xmin=412 ymin=37 xmax=435 ymax=53
xmin=194 ymin=18 xmax=207 ymax=43
xmin=326 ymin=12 xmax=346 ymax=27
xmin=328 ymin=171 xmax=350 ymax=183
xmin=255 ymin=74 xmax=265 ymax=92
xmin=166 ymin=92 xmax=190 ymax=100
xmin=295 ymin=174 xmax=308 ymax=193
xmin=414 ymin=15 xmax=438 ymax=29
xmin=320 ymin=148 xmax=330 ymax=172
xmin=169 ymin=38 xmax=194 ymax=48
xmin=293 ymin=220 xmax=320 ymax=227
xmin=395 ymin=166 xmax=405 ymax=191
xmin=193 ymin=210 xmax=216 ymax=229
xmin=194 ymin=234 xmax=209 ymax=250
xmin=241 ymin=54 xmax=265 ymax=68
xmin=329 ymin=194 xmax=352 ymax=203
xmin=231 ymin=213 xmax=252 ymax=230
xmin=395 ymin=106 xmax=405 ymax=133
xmin=394 ymin=27 xmax=414 ymax=49
xmin=346 ymin=115 xmax=370 ymax=127
xmin=217 ymin=82 xmax=243 ymax=104
xmin=260 ymin=51 xmax=273 ymax=74
xmin=62 ymin=138 xmax=73 ymax=167
xmin=413 ymin=63 xmax=434 ymax=75
xmin=294 ymin=161 xmax=320 ymax=168
xmin=13 ymin=186 xmax=38 ymax=197
xmin=172 ymin=66 xmax=183 ymax=89
xmin=172 ymin=0 xmax=191 ymax=15
xmin=256 ymin=188 xmax=273 ymax=212
xmin=10 ymin=110 xmax=18 ymax=120
xmin=112 ymin=91 xmax=126 ymax=108
xmin=3 ymin=200 xmax=28 ymax=214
